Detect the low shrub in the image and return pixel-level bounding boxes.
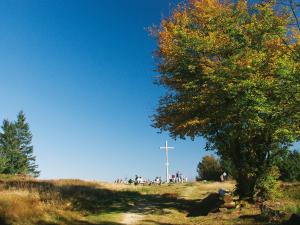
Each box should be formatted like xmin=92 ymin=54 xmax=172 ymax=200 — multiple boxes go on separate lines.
xmin=254 ymin=166 xmax=282 ymax=201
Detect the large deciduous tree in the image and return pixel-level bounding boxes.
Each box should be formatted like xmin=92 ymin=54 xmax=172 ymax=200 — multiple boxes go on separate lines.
xmin=277 ymin=0 xmax=300 ymax=31
xmin=152 ymin=0 xmax=300 ymax=199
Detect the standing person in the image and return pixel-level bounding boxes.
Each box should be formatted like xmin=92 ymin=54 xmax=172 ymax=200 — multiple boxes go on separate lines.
xmin=172 ymin=174 xmax=175 ymax=183
xmin=223 ymin=172 xmax=227 ymax=181
xmin=220 ymin=173 xmax=224 ymax=182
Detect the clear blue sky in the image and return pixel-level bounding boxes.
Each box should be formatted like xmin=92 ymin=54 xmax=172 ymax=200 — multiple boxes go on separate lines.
xmin=0 ymin=0 xmax=206 ymax=181
xmin=0 ymin=1 xmax=298 ymax=182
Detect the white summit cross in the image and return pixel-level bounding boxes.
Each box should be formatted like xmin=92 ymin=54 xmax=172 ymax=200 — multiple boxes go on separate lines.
xmin=160 ymin=140 xmax=174 ymax=183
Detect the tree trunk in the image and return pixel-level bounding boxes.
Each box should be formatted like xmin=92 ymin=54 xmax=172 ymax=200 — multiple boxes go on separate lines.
xmin=236 ymin=170 xmax=256 ymax=200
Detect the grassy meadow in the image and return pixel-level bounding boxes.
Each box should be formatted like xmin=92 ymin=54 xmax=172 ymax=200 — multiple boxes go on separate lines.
xmin=0 ymin=176 xmax=299 ymax=225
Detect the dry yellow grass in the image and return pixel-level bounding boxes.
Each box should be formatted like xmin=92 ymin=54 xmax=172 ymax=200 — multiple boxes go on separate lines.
xmin=0 ymin=190 xmax=43 ymax=222
xmin=0 ymin=178 xmax=298 ymax=225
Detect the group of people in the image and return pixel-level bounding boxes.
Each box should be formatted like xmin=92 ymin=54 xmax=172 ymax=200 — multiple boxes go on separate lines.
xmin=114 ymin=175 xmax=156 ymax=185
xmin=114 ymin=178 xmax=125 ymax=184
xmin=154 ymin=176 xmax=162 ymax=184
xmin=169 ymin=171 xmax=188 ymax=183
xmin=115 ymin=172 xmax=228 ymax=184
xmin=114 ymin=173 xmax=188 ymax=185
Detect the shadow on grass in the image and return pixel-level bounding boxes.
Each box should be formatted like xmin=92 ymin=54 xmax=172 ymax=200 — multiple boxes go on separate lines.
xmin=1 ymin=179 xmax=224 ymax=224
xmin=186 ymin=193 xmax=222 ymax=217
xmin=0 ymin=216 xmax=9 ymax=225
xmin=238 ymin=214 xmax=266 ymax=224
xmin=141 ymin=220 xmax=174 ymax=225
xmin=37 ymin=219 xmax=123 ymax=225
xmin=239 ymin=212 xmax=300 ymax=225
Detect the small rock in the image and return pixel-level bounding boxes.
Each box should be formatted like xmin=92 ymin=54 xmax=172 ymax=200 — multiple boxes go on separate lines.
xmin=223 ymin=202 xmax=236 ymax=209
xmin=232 ymin=196 xmax=239 ymax=201
xmin=219 ymin=207 xmax=228 ymax=213
xmin=223 ymin=194 xmax=233 ymax=203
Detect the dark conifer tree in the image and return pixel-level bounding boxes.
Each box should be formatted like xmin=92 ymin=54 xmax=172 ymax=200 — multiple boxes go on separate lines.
xmin=0 ymin=147 xmax=7 ymax=173
xmin=0 ymin=120 xmax=25 ymax=174
xmin=15 ymin=111 xmax=39 ymax=177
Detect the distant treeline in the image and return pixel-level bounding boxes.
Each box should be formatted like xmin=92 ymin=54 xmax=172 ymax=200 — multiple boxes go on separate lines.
xmin=0 ymin=111 xmax=39 ymax=177
xmin=197 ymin=152 xmax=300 ymax=182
